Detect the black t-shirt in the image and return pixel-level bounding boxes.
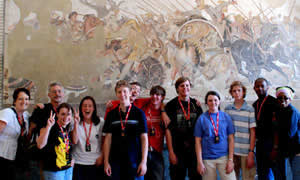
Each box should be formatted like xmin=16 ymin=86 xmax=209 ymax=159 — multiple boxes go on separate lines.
xmin=165 ymin=96 xmax=203 ymax=154
xmin=29 ymin=103 xmax=56 ymax=138
xmin=103 ymin=104 xmax=147 ymax=163
xmin=42 ymin=123 xmax=72 ymax=171
xmin=253 ymin=95 xmax=280 ymax=144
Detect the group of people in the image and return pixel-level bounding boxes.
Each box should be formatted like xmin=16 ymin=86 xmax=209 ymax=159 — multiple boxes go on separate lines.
xmin=0 ymin=77 xmax=299 ymax=180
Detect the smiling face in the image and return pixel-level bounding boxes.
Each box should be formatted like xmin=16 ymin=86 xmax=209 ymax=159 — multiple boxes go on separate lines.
xmin=116 ymin=86 xmax=131 ymax=104
xmin=277 ymin=92 xmax=291 ymax=108
xmin=48 ymin=85 xmax=64 ymax=104
xmin=130 ymin=84 xmax=141 ymax=102
xmin=81 ymin=99 xmax=94 ymax=121
xmin=231 ymin=85 xmax=244 ymax=101
xmin=57 ymin=107 xmax=72 ymax=128
xmin=254 ymin=80 xmax=268 ymax=98
xmin=15 ymin=92 xmax=30 ymax=112
xmin=177 ymin=80 xmax=191 ymax=98
xmin=206 ymin=95 xmax=220 ymax=113
xmin=150 ymin=93 xmax=164 ymax=106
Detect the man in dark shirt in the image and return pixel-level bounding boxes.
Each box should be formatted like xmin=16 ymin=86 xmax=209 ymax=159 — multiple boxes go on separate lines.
xmin=252 ymin=78 xmax=284 ymax=180
xmin=28 ymin=82 xmax=65 ymax=179
xmin=165 ymin=77 xmax=203 ymax=180
xmin=103 ymin=80 xmax=148 ymax=180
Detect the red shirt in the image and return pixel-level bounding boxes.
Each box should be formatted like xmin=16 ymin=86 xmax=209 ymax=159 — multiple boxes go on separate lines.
xmin=141 ymin=103 xmax=165 ymax=153
xmin=104 ymin=98 xmax=151 ymax=120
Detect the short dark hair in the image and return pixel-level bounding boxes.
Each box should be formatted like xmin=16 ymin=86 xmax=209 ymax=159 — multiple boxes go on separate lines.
xmin=175 ymin=77 xmax=192 ymax=92
xmin=115 ymin=80 xmax=130 ymax=92
xmin=254 ymin=77 xmax=269 ymax=86
xmin=13 ymin=88 xmax=31 ymax=106
xmin=150 ymin=85 xmax=166 ymax=97
xmin=79 ymin=96 xmax=100 ymax=125
xmin=129 ymin=82 xmax=142 ymax=87
xmin=205 ymin=91 xmax=221 ymax=104
xmin=229 ymin=81 xmax=247 ymax=98
xmin=57 ymin=103 xmax=73 ymax=115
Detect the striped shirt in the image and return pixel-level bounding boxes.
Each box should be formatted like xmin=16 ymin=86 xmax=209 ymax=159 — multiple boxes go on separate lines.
xmin=225 ymin=102 xmax=256 ymax=156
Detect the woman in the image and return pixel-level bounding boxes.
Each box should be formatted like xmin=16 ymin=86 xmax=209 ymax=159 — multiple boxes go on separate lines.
xmin=194 ymin=91 xmax=236 ymax=180
xmin=0 ymin=88 xmax=30 ymax=180
xmin=225 ymin=81 xmax=256 ymax=180
xmin=276 ymin=86 xmax=300 ymax=180
xmin=37 ymin=103 xmax=79 ymax=180
xmin=72 ymin=96 xmax=104 ymax=180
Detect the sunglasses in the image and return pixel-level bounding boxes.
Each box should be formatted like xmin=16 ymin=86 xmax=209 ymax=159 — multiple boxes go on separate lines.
xmin=277 ymin=96 xmax=290 ymax=101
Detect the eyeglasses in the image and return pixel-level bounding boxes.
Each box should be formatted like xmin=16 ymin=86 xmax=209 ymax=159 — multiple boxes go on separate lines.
xmin=277 ymin=96 xmax=290 ymax=101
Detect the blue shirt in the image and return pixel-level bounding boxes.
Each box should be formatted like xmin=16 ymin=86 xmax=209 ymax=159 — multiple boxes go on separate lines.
xmin=225 ymin=102 xmax=256 ymax=156
xmin=194 ymin=111 xmax=235 ymax=160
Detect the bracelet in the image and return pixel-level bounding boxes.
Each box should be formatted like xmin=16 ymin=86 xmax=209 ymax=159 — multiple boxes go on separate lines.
xmin=249 ymin=149 xmax=255 ymax=153
xmin=228 ymin=158 xmax=233 ymax=161
xmin=161 ymin=109 xmax=166 ymax=112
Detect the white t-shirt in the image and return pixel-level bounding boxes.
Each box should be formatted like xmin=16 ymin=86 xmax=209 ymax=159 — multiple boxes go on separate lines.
xmin=72 ymin=118 xmax=104 ymax=165
xmin=0 ymin=108 xmax=29 ymax=160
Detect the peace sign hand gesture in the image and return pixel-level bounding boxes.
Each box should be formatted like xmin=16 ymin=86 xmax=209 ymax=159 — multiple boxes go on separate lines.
xmin=74 ymin=109 xmax=80 ymax=125
xmin=47 ymin=110 xmax=56 ymax=128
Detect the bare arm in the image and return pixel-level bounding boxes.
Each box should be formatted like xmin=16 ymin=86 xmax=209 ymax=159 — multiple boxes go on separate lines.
xmin=27 ymin=122 xmax=37 ymax=141
xmin=37 ymin=112 xmax=55 ymax=149
xmin=226 ymin=134 xmax=235 ymax=174
xmin=195 ymin=137 xmax=206 ymax=175
xmin=137 ymin=133 xmax=148 ymax=176
xmin=166 ymin=129 xmax=177 ymax=164
xmin=104 ymin=133 xmax=112 ymax=176
xmin=247 ymin=127 xmax=256 ymax=168
xmin=0 ymin=120 xmax=7 ymax=133
xmin=71 ymin=109 xmax=80 ymax=144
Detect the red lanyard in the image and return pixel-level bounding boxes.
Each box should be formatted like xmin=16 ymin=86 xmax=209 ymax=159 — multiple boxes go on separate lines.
xmin=146 ymin=105 xmax=154 ymax=128
xmin=17 ymin=115 xmax=24 ymax=136
xmin=119 ymin=104 xmax=132 ymax=131
xmin=59 ymin=126 xmax=70 ymax=153
xmin=209 ymin=112 xmax=219 ymax=137
xmin=83 ymin=121 xmax=92 ymax=145
xmin=178 ymin=97 xmax=190 ymax=120
xmin=256 ymin=96 xmax=268 ymax=121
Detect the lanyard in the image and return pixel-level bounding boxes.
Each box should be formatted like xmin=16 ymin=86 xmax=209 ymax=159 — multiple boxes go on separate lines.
xmin=256 ymin=96 xmax=268 ymax=120
xmin=119 ymin=104 xmax=132 ymax=131
xmin=17 ymin=115 xmax=25 ymax=136
xmin=209 ymin=112 xmax=219 ymax=137
xmin=59 ymin=125 xmax=70 ymax=153
xmin=178 ymin=97 xmax=190 ymax=120
xmin=83 ymin=121 xmax=92 ymax=144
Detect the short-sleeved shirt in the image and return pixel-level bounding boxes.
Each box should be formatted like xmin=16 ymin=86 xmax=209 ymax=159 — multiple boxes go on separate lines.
xmin=165 ymin=97 xmax=203 ymax=154
xmin=141 ymin=103 xmax=165 ymax=153
xmin=72 ymin=119 xmax=104 ymax=165
xmin=42 ymin=123 xmax=72 ymax=171
xmin=277 ymin=104 xmax=300 ymax=157
xmin=194 ymin=111 xmax=235 ymax=160
xmin=104 ymin=98 xmax=151 ymax=120
xmin=0 ymin=108 xmax=29 ymax=160
xmin=225 ymin=101 xmax=256 ymax=156
xmin=253 ymin=95 xmax=280 ymax=145
xmin=103 ymin=105 xmax=147 ymax=163
xmin=29 ymin=103 xmax=56 ymax=137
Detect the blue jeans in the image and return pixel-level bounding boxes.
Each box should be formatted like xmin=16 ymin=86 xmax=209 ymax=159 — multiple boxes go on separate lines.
xmin=145 ymin=151 xmax=164 ymax=180
xmin=43 ymin=167 xmax=73 ymax=180
xmin=290 ymin=155 xmax=300 ymax=180
xmin=111 ymin=161 xmax=144 ymax=180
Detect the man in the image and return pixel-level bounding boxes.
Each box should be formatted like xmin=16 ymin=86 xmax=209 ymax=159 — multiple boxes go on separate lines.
xmin=28 ymin=82 xmax=65 ymax=179
xmin=103 ymin=80 xmax=148 ymax=180
xmin=104 ymin=82 xmax=146 ymax=119
xmin=252 ymin=78 xmax=284 ymax=180
xmin=141 ymin=85 xmax=166 ymax=180
xmin=225 ymin=81 xmax=256 ymax=180
xmin=165 ymin=77 xmax=203 ymax=180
